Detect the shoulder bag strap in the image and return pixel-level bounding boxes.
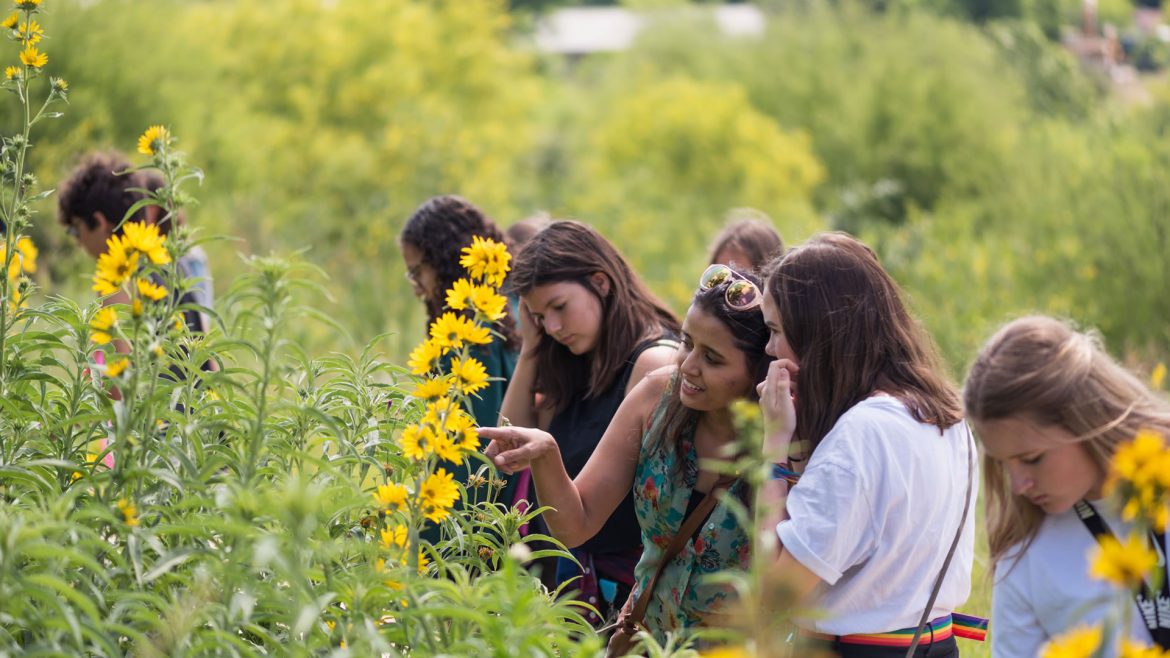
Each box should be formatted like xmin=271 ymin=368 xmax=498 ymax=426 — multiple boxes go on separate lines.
xmin=621 ymin=476 xmax=736 ymax=631
xmin=905 ymin=425 xmax=975 ymax=658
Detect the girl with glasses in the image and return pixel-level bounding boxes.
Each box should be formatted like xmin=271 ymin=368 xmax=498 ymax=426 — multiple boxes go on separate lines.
xmin=964 ymin=316 xmax=1170 ymax=657
xmin=759 ymin=232 xmax=976 ymax=658
xmin=398 ymin=195 xmax=524 ymax=538
xmin=483 ymin=261 xmax=770 ymax=645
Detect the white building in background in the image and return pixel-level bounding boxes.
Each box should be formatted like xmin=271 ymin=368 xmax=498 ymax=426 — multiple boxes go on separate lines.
xmin=533 ymin=4 xmax=766 ymax=56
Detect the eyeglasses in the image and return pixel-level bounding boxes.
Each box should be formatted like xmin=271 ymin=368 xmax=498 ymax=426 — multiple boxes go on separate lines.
xmin=698 ymin=264 xmax=762 ymax=311
xmin=65 ymin=222 xmax=80 ymax=240
xmin=404 ymin=263 xmax=423 ymax=285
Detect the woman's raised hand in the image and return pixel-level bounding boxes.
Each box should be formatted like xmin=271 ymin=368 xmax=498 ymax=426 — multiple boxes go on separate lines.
xmin=517 ymin=299 xmax=543 ymax=350
xmin=757 ymin=359 xmax=799 ymax=462
xmin=481 ymin=426 xmax=558 ymax=474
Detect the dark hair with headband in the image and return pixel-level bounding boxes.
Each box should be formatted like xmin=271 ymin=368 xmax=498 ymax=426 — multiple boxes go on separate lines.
xmin=507 ymin=220 xmax=680 ymax=411
xmin=652 ymin=266 xmax=770 ymax=455
xmin=765 ymin=232 xmax=962 ymax=455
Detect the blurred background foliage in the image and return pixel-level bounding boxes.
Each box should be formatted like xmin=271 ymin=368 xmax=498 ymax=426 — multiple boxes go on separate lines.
xmin=9 ymin=0 xmax=1169 ymax=375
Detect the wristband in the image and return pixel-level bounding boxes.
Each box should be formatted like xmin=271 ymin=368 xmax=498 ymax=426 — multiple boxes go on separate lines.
xmin=770 ymin=463 xmax=801 ymax=485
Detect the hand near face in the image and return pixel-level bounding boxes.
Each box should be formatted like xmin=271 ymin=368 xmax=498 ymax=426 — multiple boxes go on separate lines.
xmin=517 ymin=299 xmax=543 ymax=348
xmin=757 ymin=359 xmax=799 ymax=462
xmin=481 ymin=426 xmax=557 ymax=474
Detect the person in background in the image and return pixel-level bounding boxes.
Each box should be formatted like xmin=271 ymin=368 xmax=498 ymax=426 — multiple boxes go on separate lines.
xmin=760 ymin=232 xmax=975 ymax=658
xmin=707 ymin=209 xmax=784 ymax=275
xmin=398 ymin=195 xmax=523 ymax=539
xmin=58 ymin=151 xmax=215 ymax=372
xmin=964 ymin=316 xmax=1170 ymax=657
xmin=505 ymin=212 xmax=550 ymax=255
xmin=483 ymin=264 xmax=770 ymax=644
xmin=497 ymin=220 xmax=680 ymax=625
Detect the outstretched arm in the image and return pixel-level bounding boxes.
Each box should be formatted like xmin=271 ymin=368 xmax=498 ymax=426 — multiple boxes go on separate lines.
xmin=483 ymin=369 xmax=670 ymax=547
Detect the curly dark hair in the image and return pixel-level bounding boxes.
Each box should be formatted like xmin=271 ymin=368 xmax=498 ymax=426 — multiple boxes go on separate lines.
xmin=399 ymin=195 xmax=520 ymax=349
xmin=57 ymin=151 xmax=170 ymax=235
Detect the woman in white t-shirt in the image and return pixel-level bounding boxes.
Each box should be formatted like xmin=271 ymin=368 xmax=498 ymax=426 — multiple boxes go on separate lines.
xmin=758 ymin=232 xmax=977 ymax=658
xmin=964 ymin=316 xmax=1170 ymax=657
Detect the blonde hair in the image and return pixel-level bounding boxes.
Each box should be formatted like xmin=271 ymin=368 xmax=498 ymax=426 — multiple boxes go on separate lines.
xmin=964 ymin=315 xmax=1170 ymax=567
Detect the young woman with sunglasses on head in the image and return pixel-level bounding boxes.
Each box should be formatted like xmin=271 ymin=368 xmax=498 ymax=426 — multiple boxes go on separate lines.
xmin=759 ymin=232 xmax=976 ymax=658
xmin=483 ymin=263 xmax=770 ymax=645
xmin=964 ymin=316 xmax=1170 ymax=657
xmin=398 ymin=195 xmax=524 ymax=534
xmin=495 ymin=220 xmax=680 ymax=623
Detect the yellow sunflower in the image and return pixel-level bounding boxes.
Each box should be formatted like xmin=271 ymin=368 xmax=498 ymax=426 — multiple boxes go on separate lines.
xmin=18 ymin=20 xmax=42 ymax=44
xmin=407 ymin=339 xmax=445 ymax=376
xmin=89 ymin=307 xmax=118 ymax=345
xmin=470 ymin=285 xmax=508 ymax=321
xmin=450 ymin=356 xmax=490 ymax=396
xmin=419 ymin=469 xmax=460 ymax=523
xmin=429 ymin=311 xmax=491 ymax=350
xmin=18 ymin=45 xmax=45 ymax=68
xmin=121 ymin=221 xmax=170 ymax=265
xmin=93 ymin=237 xmax=139 ymax=295
xmin=400 ymin=424 xmax=436 ymax=461
xmin=432 ymin=429 xmax=463 ymax=464
xmin=4 ymin=66 xmax=17 ymax=80
xmin=444 ymin=278 xmax=477 ymax=312
xmin=137 ymin=125 xmax=169 ymax=156
xmin=459 ymin=236 xmax=511 ymax=288
xmin=1 ymin=13 xmax=17 ymax=29
xmin=411 ymin=376 xmax=452 ymax=402
xmin=373 ymin=482 xmax=409 ymax=512
xmin=136 ymin=278 xmax=168 ymax=302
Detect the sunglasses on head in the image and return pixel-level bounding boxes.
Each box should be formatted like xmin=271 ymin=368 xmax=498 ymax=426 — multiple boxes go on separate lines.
xmin=698 ymin=264 xmax=762 ymax=311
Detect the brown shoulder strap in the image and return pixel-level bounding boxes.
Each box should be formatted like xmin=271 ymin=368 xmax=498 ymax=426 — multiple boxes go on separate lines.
xmin=622 ymin=476 xmax=736 ymax=630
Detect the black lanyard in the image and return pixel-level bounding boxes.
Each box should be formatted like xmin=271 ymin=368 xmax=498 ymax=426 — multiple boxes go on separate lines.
xmin=1074 ymin=499 xmax=1170 ymax=649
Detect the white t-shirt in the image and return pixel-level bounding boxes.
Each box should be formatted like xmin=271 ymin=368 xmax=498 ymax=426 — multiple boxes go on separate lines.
xmin=992 ymin=503 xmax=1168 ymax=658
xmin=775 ymin=396 xmax=977 ymax=635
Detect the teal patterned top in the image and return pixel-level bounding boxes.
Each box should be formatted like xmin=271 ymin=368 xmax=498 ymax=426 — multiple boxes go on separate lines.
xmin=631 ymin=392 xmax=752 ymax=643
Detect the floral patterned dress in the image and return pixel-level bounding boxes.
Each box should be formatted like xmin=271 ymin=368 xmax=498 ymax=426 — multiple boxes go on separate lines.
xmin=630 ymin=395 xmax=752 ymax=643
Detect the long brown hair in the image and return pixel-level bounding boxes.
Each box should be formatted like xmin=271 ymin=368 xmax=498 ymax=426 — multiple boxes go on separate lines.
xmin=506 ymin=220 xmax=680 ymax=411
xmin=964 ymin=315 xmax=1170 ymax=567
xmin=764 ymin=232 xmax=962 ymax=453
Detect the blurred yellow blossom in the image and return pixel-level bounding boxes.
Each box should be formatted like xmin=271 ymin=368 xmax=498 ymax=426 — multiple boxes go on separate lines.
xmin=1121 ymin=639 xmax=1170 ymax=658
xmin=116 ymin=498 xmax=139 ymax=527
xmin=2 ymin=236 xmax=36 ymax=279
xmin=1152 ymin=363 xmax=1166 ymax=390
xmin=106 ymin=358 xmax=129 ymax=378
xmin=89 ymin=307 xmax=118 ymax=345
xmin=4 ymin=65 xmax=17 ymax=80
xmin=1109 ymin=429 xmax=1170 ymax=531
xmin=1 ymin=13 xmax=16 ymax=29
xmin=136 ymin=278 xmax=167 ymax=302
xmin=380 ymin=524 xmax=408 ymax=549
xmin=1041 ymin=625 xmax=1102 ymax=658
xmin=17 ymin=20 xmax=41 ymax=44
xmin=400 ymin=424 xmax=436 ymax=461
xmin=1089 ymin=533 xmax=1158 ymax=589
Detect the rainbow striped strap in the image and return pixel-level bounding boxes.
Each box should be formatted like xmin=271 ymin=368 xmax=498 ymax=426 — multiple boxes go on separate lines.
xmin=952 ymin=612 xmax=989 ymax=642
xmin=802 ymin=613 xmax=989 ymax=647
